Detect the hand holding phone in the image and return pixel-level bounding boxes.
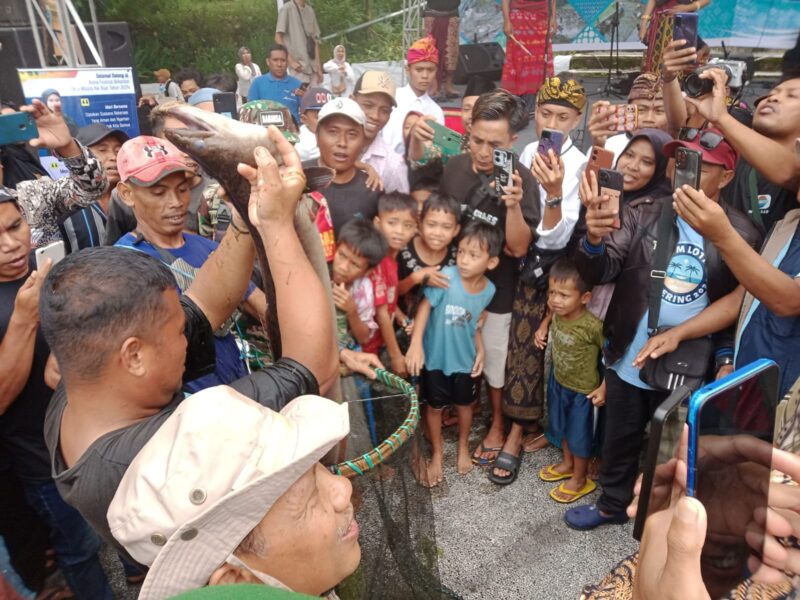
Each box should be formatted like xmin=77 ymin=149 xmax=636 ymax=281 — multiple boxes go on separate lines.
xmin=671 ymin=13 xmax=699 ymax=52
xmin=598 ymin=168 xmax=623 ymax=229
xmin=0 ymin=112 xmax=39 ymax=146
xmin=587 ymin=146 xmax=614 ymax=180
xmin=537 ymin=129 xmax=564 ymax=164
xmin=611 ymin=104 xmax=638 ymax=132
xmin=426 ymin=119 xmax=464 ymax=157
xmin=35 ymin=240 xmax=65 ymax=270
xmin=493 ymin=148 xmax=515 ymax=199
xmin=673 ymin=147 xmax=702 ymax=191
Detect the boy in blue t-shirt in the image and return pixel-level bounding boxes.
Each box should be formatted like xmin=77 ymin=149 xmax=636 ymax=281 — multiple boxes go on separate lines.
xmin=406 ymin=220 xmax=499 ymax=487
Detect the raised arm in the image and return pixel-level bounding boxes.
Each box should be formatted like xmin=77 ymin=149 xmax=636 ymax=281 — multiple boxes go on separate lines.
xmin=236 ymin=128 xmax=338 ymax=389
xmin=685 ymin=68 xmax=800 ymax=190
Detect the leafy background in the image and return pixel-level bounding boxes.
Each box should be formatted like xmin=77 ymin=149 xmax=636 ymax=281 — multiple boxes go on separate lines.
xmin=75 ymin=0 xmax=406 ymax=83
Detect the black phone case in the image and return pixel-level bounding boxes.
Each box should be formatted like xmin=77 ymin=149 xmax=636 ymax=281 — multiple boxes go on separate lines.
xmin=673 ymin=148 xmax=702 ymax=191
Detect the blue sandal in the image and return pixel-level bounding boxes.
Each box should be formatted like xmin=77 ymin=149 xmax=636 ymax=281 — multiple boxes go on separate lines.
xmin=564 ymin=504 xmax=628 ymax=530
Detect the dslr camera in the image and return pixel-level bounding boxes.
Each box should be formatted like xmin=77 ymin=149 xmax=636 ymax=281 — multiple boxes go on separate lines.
xmin=683 ymin=65 xmax=733 ymax=98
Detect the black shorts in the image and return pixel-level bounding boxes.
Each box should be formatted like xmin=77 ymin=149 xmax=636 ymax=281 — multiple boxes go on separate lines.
xmin=421 ymin=369 xmax=476 ymax=409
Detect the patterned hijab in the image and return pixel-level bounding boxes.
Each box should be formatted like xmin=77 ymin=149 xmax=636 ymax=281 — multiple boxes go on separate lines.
xmin=536 ymin=76 xmax=587 ymax=113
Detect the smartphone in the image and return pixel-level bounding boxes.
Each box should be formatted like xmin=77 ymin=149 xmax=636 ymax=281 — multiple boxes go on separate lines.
xmin=686 ymin=359 xmax=779 ymax=598
xmin=598 ymin=168 xmax=623 ymax=229
xmin=537 ymin=129 xmax=564 ymax=161
xmin=632 ymin=386 xmax=691 ymax=541
xmin=611 ymin=104 xmax=638 ymax=132
xmin=0 ymin=112 xmax=39 ymax=146
xmin=493 ymin=148 xmax=515 ymax=199
xmin=587 ymin=146 xmax=615 ymax=180
xmin=672 ymin=12 xmax=699 ymax=50
xmin=35 ymin=240 xmax=65 ymax=269
xmin=212 ymin=92 xmax=239 ymax=120
xmin=426 ymin=119 xmax=464 ymax=157
xmin=673 ymin=147 xmax=702 ymax=191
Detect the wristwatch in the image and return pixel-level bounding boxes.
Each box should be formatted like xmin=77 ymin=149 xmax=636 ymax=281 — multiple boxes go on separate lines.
xmin=545 ymin=196 xmax=562 ymax=208
xmin=715 ymin=356 xmax=734 ymax=371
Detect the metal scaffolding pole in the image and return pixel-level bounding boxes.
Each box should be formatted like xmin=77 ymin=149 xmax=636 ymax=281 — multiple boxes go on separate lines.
xmin=401 ymin=0 xmax=421 ymax=83
xmin=23 ymin=0 xmax=104 ymax=67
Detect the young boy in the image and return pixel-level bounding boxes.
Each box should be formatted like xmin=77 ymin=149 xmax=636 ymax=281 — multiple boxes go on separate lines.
xmin=296 ymin=87 xmax=333 ymax=162
xmin=367 ymin=193 xmax=419 ymax=376
xmin=537 ymin=258 xmax=605 ymax=504
xmin=330 ymin=218 xmax=388 ymax=350
xmin=406 ymin=220 xmax=500 ymax=486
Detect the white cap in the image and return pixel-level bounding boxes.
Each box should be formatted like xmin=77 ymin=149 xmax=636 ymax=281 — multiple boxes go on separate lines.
xmin=106 ymin=387 xmax=350 ymax=600
xmin=316 ymin=97 xmax=366 ymax=128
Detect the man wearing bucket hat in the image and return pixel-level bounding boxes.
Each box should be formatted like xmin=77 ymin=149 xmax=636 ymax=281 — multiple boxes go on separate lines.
xmin=566 ymin=128 xmax=762 ymax=531
xmin=107 ymin=391 xmax=357 ymax=599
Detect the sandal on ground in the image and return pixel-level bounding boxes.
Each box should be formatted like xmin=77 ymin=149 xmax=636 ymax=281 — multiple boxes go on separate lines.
xmin=564 ymin=503 xmax=629 ymax=531
xmin=539 ymin=464 xmax=573 ymax=482
xmin=471 ymin=442 xmax=503 ymax=466
xmin=487 ymin=451 xmax=521 ymax=485
xmin=522 ymin=433 xmax=549 ymax=453
xmin=549 ymin=480 xmax=597 ymax=504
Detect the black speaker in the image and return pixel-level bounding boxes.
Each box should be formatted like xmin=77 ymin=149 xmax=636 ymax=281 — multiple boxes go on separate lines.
xmin=454 ymin=43 xmax=505 ymax=85
xmin=0 ymin=21 xmax=140 ymax=107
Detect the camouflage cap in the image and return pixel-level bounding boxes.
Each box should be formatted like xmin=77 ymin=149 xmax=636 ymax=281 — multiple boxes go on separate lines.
xmin=238 ymin=100 xmax=300 ymax=144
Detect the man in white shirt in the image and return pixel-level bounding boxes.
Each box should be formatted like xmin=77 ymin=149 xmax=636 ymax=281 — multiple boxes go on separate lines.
xmin=519 ymin=76 xmax=589 ymax=253
xmin=586 ymin=73 xmax=668 ymax=164
xmin=296 ymin=87 xmax=333 ymax=162
xmin=352 ymin=71 xmax=410 ymax=193
xmin=382 ymin=36 xmax=445 ymax=156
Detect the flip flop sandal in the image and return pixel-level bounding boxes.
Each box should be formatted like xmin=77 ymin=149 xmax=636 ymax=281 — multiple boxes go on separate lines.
xmin=539 ymin=464 xmax=573 ymax=482
xmin=471 ymin=443 xmax=503 ymax=466
xmin=522 ymin=433 xmax=548 ymax=452
xmin=549 ymin=480 xmax=597 ymax=504
xmin=487 ymin=451 xmax=521 ymax=485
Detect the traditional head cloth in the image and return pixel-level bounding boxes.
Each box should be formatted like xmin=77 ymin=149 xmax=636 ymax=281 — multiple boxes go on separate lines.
xmin=407 ymin=36 xmax=439 ymax=66
xmin=536 ymin=76 xmax=587 ymax=113
xmin=616 ymin=128 xmax=673 ymax=203
xmin=628 ymin=73 xmax=664 ymax=102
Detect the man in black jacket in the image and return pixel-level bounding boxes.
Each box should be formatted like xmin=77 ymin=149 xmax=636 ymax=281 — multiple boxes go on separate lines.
xmin=565 ymin=129 xmax=762 ymax=530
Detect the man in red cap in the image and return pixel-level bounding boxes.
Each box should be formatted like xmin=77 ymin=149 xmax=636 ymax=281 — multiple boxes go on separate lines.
xmin=113 ymin=135 xmax=266 ymax=393
xmin=564 ymin=128 xmax=762 ymax=531
xmin=382 ymin=37 xmax=445 ymax=156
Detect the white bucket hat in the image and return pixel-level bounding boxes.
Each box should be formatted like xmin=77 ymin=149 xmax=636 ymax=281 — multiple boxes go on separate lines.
xmin=107 ymin=387 xmax=350 ymax=600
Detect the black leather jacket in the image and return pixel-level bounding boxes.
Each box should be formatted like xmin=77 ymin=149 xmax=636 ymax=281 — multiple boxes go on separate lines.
xmin=575 ymin=195 xmax=763 ymax=366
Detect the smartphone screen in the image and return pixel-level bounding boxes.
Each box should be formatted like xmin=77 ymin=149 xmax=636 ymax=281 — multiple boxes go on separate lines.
xmin=633 ymin=387 xmax=690 ymax=541
xmin=689 ymin=361 xmax=779 ymax=598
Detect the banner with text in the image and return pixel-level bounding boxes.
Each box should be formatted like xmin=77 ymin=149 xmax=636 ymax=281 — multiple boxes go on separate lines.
xmin=18 ymin=67 xmax=139 ymax=178
xmin=460 ymin=0 xmax=800 ymax=51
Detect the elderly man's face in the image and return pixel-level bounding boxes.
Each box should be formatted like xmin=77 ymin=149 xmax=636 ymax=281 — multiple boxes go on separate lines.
xmin=236 ymin=463 xmax=360 ymax=595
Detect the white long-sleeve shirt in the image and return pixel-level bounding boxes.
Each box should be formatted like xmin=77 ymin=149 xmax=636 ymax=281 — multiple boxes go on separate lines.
xmin=519 ymin=137 xmax=588 ymax=250
xmin=235 ymin=62 xmax=262 ymax=98
xmin=381 ymin=84 xmax=444 ymax=157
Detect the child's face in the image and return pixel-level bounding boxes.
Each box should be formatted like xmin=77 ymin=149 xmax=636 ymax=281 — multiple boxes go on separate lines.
xmin=374 ymin=209 xmax=417 ymax=252
xmin=547 ymin=276 xmax=590 ymax=319
xmin=332 ymin=243 xmax=370 ymax=285
xmin=456 ymin=237 xmax=498 ymax=280
xmin=301 ymin=109 xmax=320 ymax=133
xmin=419 ymin=209 xmax=459 ymax=252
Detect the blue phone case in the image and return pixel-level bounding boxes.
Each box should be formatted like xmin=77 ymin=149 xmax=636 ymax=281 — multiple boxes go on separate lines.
xmin=0 ymin=112 xmax=39 ymax=146
xmin=686 ymin=358 xmax=778 ymax=496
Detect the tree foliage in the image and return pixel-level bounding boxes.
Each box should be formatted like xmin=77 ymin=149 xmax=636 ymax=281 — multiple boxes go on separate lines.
xmin=83 ymin=0 xmax=407 ymax=83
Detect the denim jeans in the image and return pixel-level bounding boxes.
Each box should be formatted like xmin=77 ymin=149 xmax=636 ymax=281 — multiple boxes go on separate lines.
xmin=23 ymin=481 xmax=113 ymax=600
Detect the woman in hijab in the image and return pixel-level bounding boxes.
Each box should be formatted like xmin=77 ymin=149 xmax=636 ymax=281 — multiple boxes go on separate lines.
xmin=323 ymin=45 xmax=355 ymax=97
xmin=581 ymin=127 xmax=673 ymax=320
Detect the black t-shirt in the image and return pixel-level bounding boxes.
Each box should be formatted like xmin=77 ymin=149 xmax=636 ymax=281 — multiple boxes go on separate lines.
xmin=425 ymin=0 xmax=460 ymax=13
xmin=721 ymin=158 xmax=796 ymax=235
xmin=323 ymin=170 xmax=382 ymax=237
xmin=397 ymin=238 xmax=457 ymax=316
xmin=441 ymin=153 xmax=541 ymax=313
xmin=44 ymin=295 xmax=317 ymax=567
xmin=0 ymin=256 xmax=53 ymax=484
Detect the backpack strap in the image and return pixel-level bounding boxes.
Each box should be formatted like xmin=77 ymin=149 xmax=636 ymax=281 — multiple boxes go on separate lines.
xmin=647 ymin=201 xmax=677 ymax=335
xmin=747 ymin=168 xmax=765 ymax=231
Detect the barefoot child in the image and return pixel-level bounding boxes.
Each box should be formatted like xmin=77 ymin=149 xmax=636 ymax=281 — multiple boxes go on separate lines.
xmin=406 ymin=220 xmax=499 ymax=486
xmin=330 ymin=219 xmax=388 ymax=350
xmin=368 ymin=193 xmax=419 ymax=376
xmin=537 ymin=258 xmax=606 ymax=504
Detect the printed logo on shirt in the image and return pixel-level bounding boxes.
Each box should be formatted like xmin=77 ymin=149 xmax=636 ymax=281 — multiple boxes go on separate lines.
xmin=757 ymin=194 xmax=772 ymax=212
xmin=471 ymin=209 xmax=499 ymax=227
xmin=663 ymin=242 xmax=707 ymax=304
xmin=445 ymin=304 xmax=473 ymax=327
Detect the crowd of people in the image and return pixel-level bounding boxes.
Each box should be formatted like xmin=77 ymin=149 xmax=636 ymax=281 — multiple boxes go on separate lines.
xmin=1 ymin=1 xmax=800 ymax=598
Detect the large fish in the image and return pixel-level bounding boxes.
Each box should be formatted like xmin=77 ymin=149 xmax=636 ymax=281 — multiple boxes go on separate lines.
xmin=152 ymin=102 xmax=335 ymax=361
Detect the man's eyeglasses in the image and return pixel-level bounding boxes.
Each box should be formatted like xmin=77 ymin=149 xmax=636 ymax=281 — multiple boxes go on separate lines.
xmin=677 ymin=127 xmax=726 ymax=150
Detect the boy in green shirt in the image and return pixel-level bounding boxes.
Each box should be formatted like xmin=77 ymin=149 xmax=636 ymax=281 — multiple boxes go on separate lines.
xmin=536 ymin=258 xmax=606 ymax=504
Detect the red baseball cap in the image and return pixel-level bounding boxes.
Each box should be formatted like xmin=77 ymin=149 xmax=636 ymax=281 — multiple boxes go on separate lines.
xmin=117 ymin=136 xmax=194 ymax=186
xmin=663 ymin=128 xmax=738 ymax=171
